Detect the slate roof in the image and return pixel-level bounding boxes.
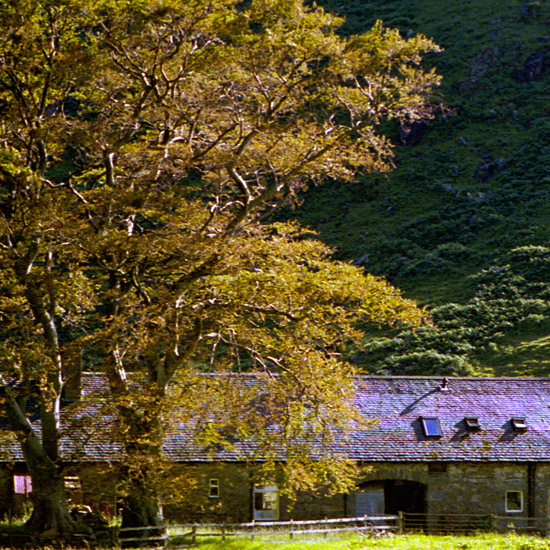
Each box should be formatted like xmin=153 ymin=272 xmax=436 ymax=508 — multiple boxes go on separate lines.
xmin=168 ymin=376 xmax=550 ymax=463
xmin=2 ymin=375 xmax=550 ymax=464
xmin=344 ymin=376 xmax=550 ymax=463
xmin=0 ymin=373 xmax=121 ymax=463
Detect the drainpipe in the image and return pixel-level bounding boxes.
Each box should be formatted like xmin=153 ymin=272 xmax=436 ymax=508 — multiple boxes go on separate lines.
xmin=527 ymin=463 xmax=536 ymax=519
xmin=343 ymin=493 xmax=348 ymax=517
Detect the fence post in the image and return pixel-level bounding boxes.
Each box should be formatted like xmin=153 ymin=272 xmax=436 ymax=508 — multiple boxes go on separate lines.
xmin=221 ymin=524 xmax=226 ymax=541
xmin=290 ymin=519 xmax=294 ymax=540
xmin=398 ymin=511 xmax=404 ymax=534
xmin=191 ymin=525 xmax=197 ymax=545
xmin=490 ymin=514 xmax=495 ymax=533
xmin=251 ymin=520 xmax=255 ymax=541
xmin=8 ymin=508 xmax=12 ymax=549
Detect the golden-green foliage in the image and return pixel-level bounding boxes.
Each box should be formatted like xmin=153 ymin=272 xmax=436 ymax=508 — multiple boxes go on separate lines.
xmin=0 ymin=0 xmax=439 ymax=525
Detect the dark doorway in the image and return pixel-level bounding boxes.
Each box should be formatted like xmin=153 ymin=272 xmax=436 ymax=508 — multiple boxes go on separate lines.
xmin=355 ymin=479 xmax=426 ymax=516
xmin=384 ymin=480 xmax=426 ymax=515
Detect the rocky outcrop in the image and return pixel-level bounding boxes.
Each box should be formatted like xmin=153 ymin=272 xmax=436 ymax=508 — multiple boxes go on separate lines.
xmin=514 ymin=48 xmax=550 ymax=82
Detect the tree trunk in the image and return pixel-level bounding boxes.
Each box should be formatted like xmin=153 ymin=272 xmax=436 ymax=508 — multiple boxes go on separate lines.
xmin=105 ymin=350 xmax=167 ymax=530
xmin=120 ymin=477 xmax=163 ymax=528
xmin=118 ymin=462 xmax=165 ymax=547
xmin=25 ymin=468 xmax=75 ymax=536
xmin=117 ymin=444 xmax=165 ymax=530
xmin=5 ymin=395 xmax=76 ymax=536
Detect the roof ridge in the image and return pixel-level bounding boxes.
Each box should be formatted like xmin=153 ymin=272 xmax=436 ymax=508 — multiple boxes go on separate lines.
xmin=353 ymin=375 xmax=550 ymax=381
xmin=80 ymin=371 xmax=550 ymax=382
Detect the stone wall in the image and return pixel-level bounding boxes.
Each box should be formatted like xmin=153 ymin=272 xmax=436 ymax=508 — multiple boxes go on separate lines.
xmin=5 ymin=460 xmax=546 ymax=523
xmin=0 ymin=467 xmax=13 ymax=519
xmin=163 ymin=463 xmax=252 ymax=523
xmin=164 ymin=461 xmax=550 ymax=523
xmin=162 ymin=463 xmax=347 ymax=523
xmin=357 ymin=462 xmax=550 ymax=518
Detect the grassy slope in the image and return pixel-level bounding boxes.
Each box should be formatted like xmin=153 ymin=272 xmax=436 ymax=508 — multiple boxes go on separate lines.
xmin=287 ymin=0 xmax=550 ymax=376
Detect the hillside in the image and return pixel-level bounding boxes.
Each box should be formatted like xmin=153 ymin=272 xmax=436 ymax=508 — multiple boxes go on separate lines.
xmin=286 ymin=0 xmax=550 ymax=376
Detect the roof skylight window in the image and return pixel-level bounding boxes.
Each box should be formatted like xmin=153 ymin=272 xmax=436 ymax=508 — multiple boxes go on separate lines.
xmin=421 ymin=417 xmax=442 ymax=438
xmin=511 ymin=417 xmax=527 ymax=432
xmin=464 ymin=417 xmax=480 ymax=431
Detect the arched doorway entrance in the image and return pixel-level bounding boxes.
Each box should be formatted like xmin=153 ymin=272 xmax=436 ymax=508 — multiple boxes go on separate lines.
xmin=354 ymin=479 xmax=426 ymax=516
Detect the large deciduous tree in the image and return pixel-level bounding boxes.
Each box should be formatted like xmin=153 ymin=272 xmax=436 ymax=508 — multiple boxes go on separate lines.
xmin=0 ymin=0 xmax=440 ymax=534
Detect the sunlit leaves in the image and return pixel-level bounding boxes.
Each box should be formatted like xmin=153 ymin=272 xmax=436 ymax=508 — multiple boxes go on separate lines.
xmin=0 ymin=0 xmax=439 ymax=508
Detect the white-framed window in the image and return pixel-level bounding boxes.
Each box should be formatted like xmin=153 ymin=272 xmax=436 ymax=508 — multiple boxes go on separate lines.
xmin=209 ymin=478 xmax=220 ymax=498
xmin=505 ymin=490 xmax=523 ymax=513
xmin=253 ymin=485 xmax=279 ymax=521
xmin=64 ymin=476 xmax=81 ymax=490
xmin=13 ymin=475 xmax=32 ymax=495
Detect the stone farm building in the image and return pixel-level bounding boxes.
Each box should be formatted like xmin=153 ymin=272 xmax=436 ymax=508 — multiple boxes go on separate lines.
xmin=1 ymin=375 xmax=550 ymax=523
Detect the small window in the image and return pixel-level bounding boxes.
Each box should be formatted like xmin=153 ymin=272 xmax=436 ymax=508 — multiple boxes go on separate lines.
xmin=421 ymin=417 xmax=442 ymax=437
xmin=464 ymin=417 xmax=480 ymax=431
xmin=511 ymin=417 xmax=527 ymax=432
xmin=209 ymin=478 xmax=219 ymax=498
xmin=505 ymin=490 xmax=523 ymax=513
xmin=64 ymin=476 xmax=81 ymax=490
xmin=13 ymin=475 xmax=32 ymax=495
xmin=428 ymin=462 xmax=448 ymax=473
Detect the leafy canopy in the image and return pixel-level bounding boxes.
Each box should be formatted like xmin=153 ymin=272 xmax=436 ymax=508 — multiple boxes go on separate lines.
xmin=0 ymin=0 xmax=439 ymax=503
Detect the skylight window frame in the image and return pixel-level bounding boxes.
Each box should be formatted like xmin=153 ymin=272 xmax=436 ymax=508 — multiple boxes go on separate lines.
xmin=420 ymin=417 xmax=442 ymax=438
xmin=464 ymin=417 xmax=481 ymax=431
xmin=511 ymin=417 xmax=527 ymax=432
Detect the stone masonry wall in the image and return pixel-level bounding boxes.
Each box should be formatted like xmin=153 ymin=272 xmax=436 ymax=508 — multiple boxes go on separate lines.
xmin=359 ymin=462 xmax=550 ymax=518
xmin=165 ymin=462 xmax=550 ymax=523
xmin=72 ymin=461 xmax=550 ymax=523
xmin=163 ymin=463 xmax=252 ymax=523
xmin=162 ymin=463 xmax=346 ymax=523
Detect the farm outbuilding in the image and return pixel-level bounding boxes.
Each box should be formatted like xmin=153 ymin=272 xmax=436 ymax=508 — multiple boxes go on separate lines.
xmin=1 ymin=375 xmax=550 ymax=524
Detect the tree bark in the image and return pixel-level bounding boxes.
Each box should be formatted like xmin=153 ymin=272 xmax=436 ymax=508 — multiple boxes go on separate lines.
xmin=118 ymin=472 xmax=165 ymax=548
xmin=120 ymin=474 xmax=164 ymax=529
xmin=5 ymin=395 xmax=76 ymax=535
xmin=117 ymin=432 xmax=166 ymax=530
xmin=105 ymin=351 xmax=166 ymax=529
xmin=24 ymin=471 xmax=75 ymax=536
xmin=8 ymin=246 xmax=76 ymax=534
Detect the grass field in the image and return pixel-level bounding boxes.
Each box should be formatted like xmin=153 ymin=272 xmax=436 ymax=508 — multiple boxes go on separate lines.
xmin=184 ymin=534 xmax=550 ymax=550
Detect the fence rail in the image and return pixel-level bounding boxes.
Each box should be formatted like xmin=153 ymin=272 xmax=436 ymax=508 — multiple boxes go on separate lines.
xmin=118 ymin=515 xmax=399 ymax=547
xmin=115 ymin=513 xmax=550 ymax=547
xmin=402 ymin=513 xmax=550 ymax=535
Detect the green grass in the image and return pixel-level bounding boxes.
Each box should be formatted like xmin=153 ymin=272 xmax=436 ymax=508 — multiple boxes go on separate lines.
xmin=5 ymin=534 xmax=550 ymax=550
xmin=6 ymin=532 xmax=550 ymax=549
xmin=181 ymin=533 xmax=550 ymax=550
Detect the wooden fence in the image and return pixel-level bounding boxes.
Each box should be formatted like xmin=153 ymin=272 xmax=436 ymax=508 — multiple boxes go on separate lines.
xmin=402 ymin=513 xmax=550 ymax=535
xmin=115 ymin=513 xmax=550 ymax=547
xmin=118 ymin=515 xmax=399 ymax=547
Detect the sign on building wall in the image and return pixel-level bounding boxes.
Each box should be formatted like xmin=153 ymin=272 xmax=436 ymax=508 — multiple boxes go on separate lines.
xmin=13 ymin=475 xmax=32 ymax=495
